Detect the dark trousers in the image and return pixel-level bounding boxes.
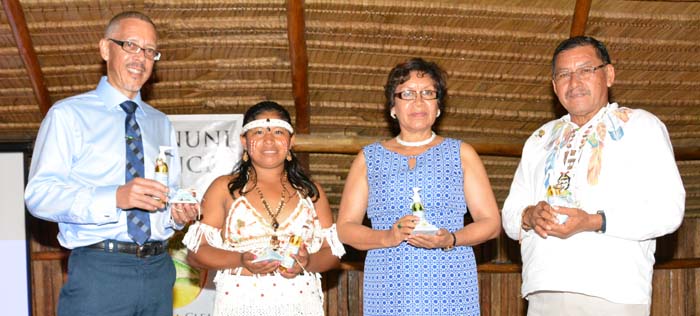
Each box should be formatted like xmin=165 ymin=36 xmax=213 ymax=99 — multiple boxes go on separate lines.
xmin=57 ymin=246 xmax=175 ymax=316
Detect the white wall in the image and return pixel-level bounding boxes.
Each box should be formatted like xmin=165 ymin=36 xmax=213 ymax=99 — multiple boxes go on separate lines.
xmin=0 ymin=152 xmax=30 ymax=315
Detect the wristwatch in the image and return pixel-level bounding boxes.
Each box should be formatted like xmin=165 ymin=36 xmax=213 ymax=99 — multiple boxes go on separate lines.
xmin=442 ymin=232 xmax=457 ymax=252
xmin=596 ymin=210 xmax=606 ymax=234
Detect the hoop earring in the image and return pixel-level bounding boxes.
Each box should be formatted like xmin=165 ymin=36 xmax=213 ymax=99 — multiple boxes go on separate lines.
xmin=242 ymin=151 xmax=249 ymax=162
xmin=437 ymin=109 xmax=441 ymax=117
xmin=390 ymin=112 xmax=397 ymax=119
xmin=286 ymin=152 xmax=292 ymax=161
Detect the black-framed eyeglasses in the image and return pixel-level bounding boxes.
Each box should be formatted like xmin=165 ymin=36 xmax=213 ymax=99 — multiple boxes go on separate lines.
xmin=553 ymin=63 xmax=607 ymax=82
xmin=108 ymin=38 xmax=161 ymax=61
xmin=394 ymin=90 xmax=438 ymax=100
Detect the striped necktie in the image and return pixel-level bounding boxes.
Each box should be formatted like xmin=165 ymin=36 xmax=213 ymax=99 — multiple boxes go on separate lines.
xmin=119 ymin=101 xmax=151 ymax=245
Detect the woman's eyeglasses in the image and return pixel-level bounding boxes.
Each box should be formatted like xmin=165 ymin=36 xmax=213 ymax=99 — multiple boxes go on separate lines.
xmin=394 ymin=90 xmax=438 ymax=100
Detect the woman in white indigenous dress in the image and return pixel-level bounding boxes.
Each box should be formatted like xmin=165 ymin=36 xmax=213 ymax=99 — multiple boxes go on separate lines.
xmin=337 ymin=58 xmax=501 ymax=315
xmin=183 ymin=101 xmax=345 ymax=316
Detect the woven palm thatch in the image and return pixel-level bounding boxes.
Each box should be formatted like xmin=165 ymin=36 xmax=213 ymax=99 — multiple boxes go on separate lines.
xmin=1 ymin=0 xmax=699 ymax=215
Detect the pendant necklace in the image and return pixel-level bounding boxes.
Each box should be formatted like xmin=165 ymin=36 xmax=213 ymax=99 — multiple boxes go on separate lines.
xmin=396 ymin=131 xmax=436 ymax=147
xmin=255 ymin=182 xmax=287 ymax=249
xmin=547 ymin=121 xmax=594 ymax=202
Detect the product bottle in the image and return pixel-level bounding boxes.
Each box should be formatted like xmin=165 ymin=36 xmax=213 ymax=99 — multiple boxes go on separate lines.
xmin=280 ymin=234 xmax=303 ymax=271
xmin=155 ymin=146 xmax=172 ymax=187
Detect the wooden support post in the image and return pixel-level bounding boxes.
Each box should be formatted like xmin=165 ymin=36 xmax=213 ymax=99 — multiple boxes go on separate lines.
xmin=570 ymin=0 xmax=592 ymax=37
xmin=2 ymin=0 xmax=52 ymax=117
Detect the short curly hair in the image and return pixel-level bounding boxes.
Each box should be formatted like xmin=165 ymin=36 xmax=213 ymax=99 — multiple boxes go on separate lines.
xmin=384 ymin=57 xmax=447 ymax=114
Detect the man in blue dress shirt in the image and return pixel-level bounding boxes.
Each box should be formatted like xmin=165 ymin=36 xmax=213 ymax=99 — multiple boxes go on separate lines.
xmin=25 ymin=11 xmax=197 ymax=316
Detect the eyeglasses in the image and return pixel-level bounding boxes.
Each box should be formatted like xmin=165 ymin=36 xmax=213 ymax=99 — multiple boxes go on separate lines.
xmin=553 ymin=64 xmax=607 ymax=82
xmin=394 ymin=90 xmax=438 ymax=100
xmin=108 ymin=38 xmax=161 ymax=61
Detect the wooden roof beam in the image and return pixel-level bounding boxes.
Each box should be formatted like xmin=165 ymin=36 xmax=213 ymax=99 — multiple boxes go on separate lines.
xmin=293 ymin=134 xmax=525 ymax=157
xmin=2 ymin=0 xmax=51 ymax=117
xmin=293 ymin=134 xmax=700 ymax=161
xmin=286 ymin=0 xmax=310 ymax=134
xmin=570 ymin=0 xmax=592 ymax=37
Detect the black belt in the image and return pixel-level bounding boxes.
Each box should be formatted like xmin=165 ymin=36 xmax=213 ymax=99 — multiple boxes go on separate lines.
xmin=86 ymin=240 xmax=168 ymax=258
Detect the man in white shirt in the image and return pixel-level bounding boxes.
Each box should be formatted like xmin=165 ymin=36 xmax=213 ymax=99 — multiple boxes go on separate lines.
xmin=501 ymin=36 xmax=685 ymax=316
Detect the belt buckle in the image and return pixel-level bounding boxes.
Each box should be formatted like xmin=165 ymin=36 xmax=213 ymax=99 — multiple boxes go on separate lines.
xmin=136 ymin=244 xmax=148 ymax=258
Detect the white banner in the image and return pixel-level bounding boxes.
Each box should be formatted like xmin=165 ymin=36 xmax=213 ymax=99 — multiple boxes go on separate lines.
xmin=168 ymin=114 xmax=243 ymax=316
xmin=0 ymin=153 xmax=29 ymax=316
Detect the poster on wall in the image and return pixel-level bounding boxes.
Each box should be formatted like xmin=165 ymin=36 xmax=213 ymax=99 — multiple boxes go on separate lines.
xmin=168 ymin=114 xmax=243 ymax=316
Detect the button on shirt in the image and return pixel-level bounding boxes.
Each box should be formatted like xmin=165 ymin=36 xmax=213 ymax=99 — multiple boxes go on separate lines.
xmin=25 ymin=76 xmax=182 ymax=249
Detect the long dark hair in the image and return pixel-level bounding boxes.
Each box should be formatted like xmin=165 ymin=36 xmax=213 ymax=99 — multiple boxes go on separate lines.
xmin=228 ymin=101 xmax=319 ymax=201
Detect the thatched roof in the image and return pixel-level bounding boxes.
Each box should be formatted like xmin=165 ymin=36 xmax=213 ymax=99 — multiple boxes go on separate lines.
xmin=2 ymin=0 xmax=699 ymax=214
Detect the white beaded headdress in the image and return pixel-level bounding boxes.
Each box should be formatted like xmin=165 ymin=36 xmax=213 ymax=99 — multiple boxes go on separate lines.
xmin=241 ymin=118 xmax=294 ymax=134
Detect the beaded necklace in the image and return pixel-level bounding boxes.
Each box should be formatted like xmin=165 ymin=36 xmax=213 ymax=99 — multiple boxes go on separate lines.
xmin=561 ymin=124 xmax=593 ymax=174
xmin=255 ymin=184 xmax=286 ymax=230
xmin=396 ymin=131 xmax=436 ymax=147
xmin=255 ymin=181 xmax=287 ymax=249
xmin=546 ymin=117 xmax=597 ymax=204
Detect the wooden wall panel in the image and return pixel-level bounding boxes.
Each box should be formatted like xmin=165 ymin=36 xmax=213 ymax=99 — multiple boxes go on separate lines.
xmin=651 ymin=269 xmax=700 ymax=316
xmin=29 ymin=218 xmax=700 ymax=316
xmin=28 ymin=252 xmax=700 ymax=316
xmin=478 ymin=273 xmax=526 ymax=316
xmin=30 ymin=261 xmax=62 ymax=316
xmin=347 ymin=270 xmax=363 ymax=315
xmin=323 ymin=268 xmax=699 ymax=316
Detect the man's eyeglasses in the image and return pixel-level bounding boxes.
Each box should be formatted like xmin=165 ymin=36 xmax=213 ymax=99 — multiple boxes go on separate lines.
xmin=108 ymin=38 xmax=161 ymax=61
xmin=394 ymin=90 xmax=438 ymax=101
xmin=553 ymin=64 xmax=607 ymax=82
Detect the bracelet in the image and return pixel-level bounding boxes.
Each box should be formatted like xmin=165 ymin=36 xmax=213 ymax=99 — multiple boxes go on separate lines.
xmin=442 ymin=232 xmax=456 ymax=252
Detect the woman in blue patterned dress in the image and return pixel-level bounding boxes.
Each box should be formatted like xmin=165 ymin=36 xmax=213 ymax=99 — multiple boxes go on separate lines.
xmin=337 ymin=58 xmax=501 ymax=316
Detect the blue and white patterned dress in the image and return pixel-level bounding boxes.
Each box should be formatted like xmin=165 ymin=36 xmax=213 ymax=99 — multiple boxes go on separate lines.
xmin=363 ymin=138 xmax=480 ymax=316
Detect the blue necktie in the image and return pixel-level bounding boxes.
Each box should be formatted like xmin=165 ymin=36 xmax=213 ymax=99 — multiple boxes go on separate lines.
xmin=120 ymin=101 xmax=151 ymax=245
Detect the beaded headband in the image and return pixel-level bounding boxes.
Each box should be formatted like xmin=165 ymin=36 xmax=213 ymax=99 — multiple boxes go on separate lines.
xmin=241 ymin=118 xmax=294 ymax=134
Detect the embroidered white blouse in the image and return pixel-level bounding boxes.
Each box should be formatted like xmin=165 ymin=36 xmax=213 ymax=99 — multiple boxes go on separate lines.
xmin=502 ymin=103 xmax=685 ymax=304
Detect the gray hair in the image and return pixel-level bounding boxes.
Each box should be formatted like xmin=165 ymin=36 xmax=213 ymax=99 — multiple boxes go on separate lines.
xmin=104 ymin=11 xmax=157 ymax=38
